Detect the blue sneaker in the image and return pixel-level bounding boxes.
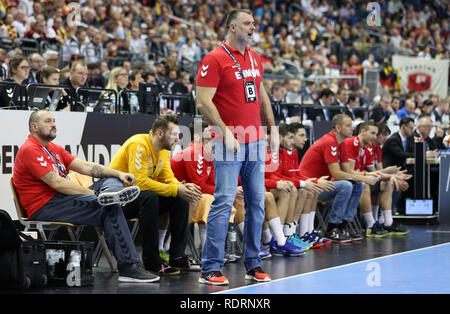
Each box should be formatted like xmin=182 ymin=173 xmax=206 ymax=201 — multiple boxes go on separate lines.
xmin=258 ymin=247 xmax=272 ymax=259
xmin=303 ymin=231 xmax=332 ymax=249
xmin=289 ymin=234 xmax=313 ymax=251
xmin=269 ymin=238 xmax=305 ymax=257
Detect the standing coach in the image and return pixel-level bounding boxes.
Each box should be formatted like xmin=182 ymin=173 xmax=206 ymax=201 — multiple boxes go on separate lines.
xmin=195 ymin=9 xmax=279 ymax=286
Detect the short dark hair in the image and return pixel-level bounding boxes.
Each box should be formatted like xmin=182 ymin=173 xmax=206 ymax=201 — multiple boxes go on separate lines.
xmin=289 ymin=122 xmax=305 ymax=133
xmin=225 ymin=9 xmax=253 ymax=30
xmin=348 ymin=94 xmax=358 ymax=103
xmin=399 ymin=117 xmax=414 ymax=128
xmin=278 ymin=123 xmax=295 ymax=136
xmin=319 ymin=88 xmax=334 ymax=98
xmin=376 ymin=123 xmax=391 ymax=136
xmin=188 ymin=120 xmax=208 ymax=141
xmin=151 ymin=114 xmax=179 ymax=134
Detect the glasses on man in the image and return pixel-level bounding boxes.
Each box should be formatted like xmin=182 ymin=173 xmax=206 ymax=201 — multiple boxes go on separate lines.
xmin=20 ymin=66 xmax=31 ymax=70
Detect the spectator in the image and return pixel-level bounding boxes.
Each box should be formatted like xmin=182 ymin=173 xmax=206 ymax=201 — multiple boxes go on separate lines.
xmin=371 ymin=95 xmax=393 ymax=123
xmin=307 ymin=88 xmax=336 ymax=121
xmin=85 ymin=31 xmax=105 ymax=63
xmin=59 ymin=60 xmax=89 ymax=112
xmin=0 ymin=54 xmax=29 ymax=108
xmin=43 ymin=50 xmax=60 ymax=68
xmin=62 ymin=27 xmax=87 ymax=63
xmin=0 ymin=45 xmax=7 ymax=80
xmin=35 ymin=66 xmax=69 ymax=111
xmin=28 ymin=52 xmax=45 ymax=84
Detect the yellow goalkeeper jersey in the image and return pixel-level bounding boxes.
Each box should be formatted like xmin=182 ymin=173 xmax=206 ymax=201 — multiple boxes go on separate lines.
xmin=110 ymin=133 xmax=179 ymax=197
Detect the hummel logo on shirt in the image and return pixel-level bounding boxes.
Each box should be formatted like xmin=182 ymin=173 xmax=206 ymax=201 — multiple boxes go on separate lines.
xmin=201 ymin=64 xmax=208 ymax=77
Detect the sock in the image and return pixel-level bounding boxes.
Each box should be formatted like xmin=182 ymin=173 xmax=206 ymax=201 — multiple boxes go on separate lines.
xmin=383 ymin=210 xmax=393 ymax=227
xmin=268 ymin=217 xmax=286 ymax=246
xmin=262 ymin=228 xmax=273 ymax=245
xmin=363 ymin=212 xmax=376 ymax=229
xmin=290 ymin=221 xmax=297 ymax=235
xmin=283 ymin=223 xmax=292 ymax=237
xmin=372 ymin=205 xmax=379 ymax=222
xmin=378 ymin=211 xmax=385 ymax=224
xmin=308 ymin=211 xmax=316 ymax=233
xmin=299 ymin=214 xmax=309 ymax=237
xmin=163 ymin=233 xmax=171 ymax=251
xmin=159 ymin=230 xmax=167 ymax=250
xmin=198 ymin=224 xmax=207 ymax=250
xmin=237 ymin=222 xmax=244 ymax=235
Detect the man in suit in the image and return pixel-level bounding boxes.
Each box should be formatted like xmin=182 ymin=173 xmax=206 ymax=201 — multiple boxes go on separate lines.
xmin=307 ymin=88 xmax=336 ymax=121
xmin=343 ymin=93 xmax=365 ymax=121
xmin=371 ymin=95 xmax=393 ymax=123
xmin=382 ymin=117 xmax=415 ymax=213
xmin=406 ymin=114 xmax=439 ymax=154
xmin=270 ymin=81 xmax=287 ymax=124
xmin=405 ymin=114 xmax=440 ymax=211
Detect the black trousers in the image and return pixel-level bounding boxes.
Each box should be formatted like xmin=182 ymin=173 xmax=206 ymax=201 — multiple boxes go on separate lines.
xmin=122 ymin=190 xmax=189 ymax=269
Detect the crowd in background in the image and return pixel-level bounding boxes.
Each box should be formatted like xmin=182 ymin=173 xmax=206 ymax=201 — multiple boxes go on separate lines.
xmin=0 ymin=0 xmax=449 ymax=121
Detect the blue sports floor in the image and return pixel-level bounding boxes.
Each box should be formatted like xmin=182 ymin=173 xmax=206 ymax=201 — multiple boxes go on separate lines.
xmin=3 ymin=223 xmax=450 ymax=295
xmin=217 ymin=242 xmax=450 ymax=294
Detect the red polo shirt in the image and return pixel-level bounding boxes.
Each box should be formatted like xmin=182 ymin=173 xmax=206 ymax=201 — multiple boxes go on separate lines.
xmin=13 ymin=135 xmax=76 ymax=218
xmin=170 ymin=143 xmax=215 ymax=195
xmin=196 ymin=41 xmax=265 ymax=143
xmin=299 ymin=131 xmax=340 ymax=179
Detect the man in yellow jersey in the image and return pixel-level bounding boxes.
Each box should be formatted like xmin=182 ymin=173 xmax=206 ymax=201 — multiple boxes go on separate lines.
xmin=110 ymin=115 xmax=203 ymax=276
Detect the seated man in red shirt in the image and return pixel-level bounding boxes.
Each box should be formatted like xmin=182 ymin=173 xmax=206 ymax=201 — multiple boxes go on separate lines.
xmin=299 ymin=114 xmax=379 ymax=243
xmin=280 ymin=123 xmax=333 ymax=248
xmin=12 ymin=110 xmax=157 ymax=283
xmin=170 ymin=121 xmax=216 ymax=253
xmin=261 ymin=134 xmax=306 ymax=256
xmin=349 ymin=122 xmax=411 ymax=237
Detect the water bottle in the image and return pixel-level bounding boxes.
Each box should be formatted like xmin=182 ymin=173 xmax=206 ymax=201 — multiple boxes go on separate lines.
xmin=46 ymin=249 xmax=56 ymax=277
xmin=69 ymin=250 xmax=81 ymax=267
xmin=226 ymin=224 xmax=237 ymax=256
xmin=130 ymin=92 xmax=139 ymax=114
xmin=109 ymin=98 xmax=116 ymax=114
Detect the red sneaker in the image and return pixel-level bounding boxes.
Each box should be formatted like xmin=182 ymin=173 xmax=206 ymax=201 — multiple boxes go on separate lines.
xmin=245 ymin=266 xmax=271 ymax=282
xmin=198 ymin=271 xmax=229 ymax=286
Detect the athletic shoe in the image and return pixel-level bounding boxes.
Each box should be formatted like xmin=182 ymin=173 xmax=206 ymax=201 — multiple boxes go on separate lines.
xmin=118 ymin=263 xmax=160 ymax=283
xmin=269 ymin=238 xmax=306 ymax=256
xmin=303 ymin=231 xmax=332 ymax=248
xmin=170 ymin=255 xmax=201 ymax=271
xmin=383 ymin=222 xmax=409 ymax=236
xmin=245 ymin=266 xmax=271 ymax=282
xmin=146 ymin=259 xmax=180 ymax=276
xmin=288 ymin=234 xmax=313 ymax=250
xmin=341 ymin=226 xmax=364 ymax=241
xmin=159 ymin=249 xmax=170 ymax=262
xmin=198 ymin=271 xmax=229 ymax=286
xmin=324 ymin=228 xmax=352 ymax=243
xmin=97 ymin=186 xmax=140 ymax=206
xmin=366 ymin=222 xmax=389 ymax=238
xmin=259 ymin=247 xmax=272 ymax=259
xmin=224 ymin=251 xmax=241 ymax=264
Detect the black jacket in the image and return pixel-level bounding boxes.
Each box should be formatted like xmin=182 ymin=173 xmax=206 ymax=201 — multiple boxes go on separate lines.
xmin=382 ymin=132 xmax=414 ymax=169
xmin=0 ymin=78 xmax=29 ymax=109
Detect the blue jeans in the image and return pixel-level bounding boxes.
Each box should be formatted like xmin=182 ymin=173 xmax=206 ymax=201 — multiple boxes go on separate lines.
xmin=201 ymin=139 xmax=266 ymax=273
xmin=318 ymin=180 xmax=363 ymax=225
xmin=31 ymin=177 xmax=140 ymax=271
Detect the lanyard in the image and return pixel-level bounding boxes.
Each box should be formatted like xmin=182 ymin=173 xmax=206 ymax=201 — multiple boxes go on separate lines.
xmin=221 ymin=43 xmax=255 ymax=82
xmin=41 ymin=146 xmax=68 ymax=178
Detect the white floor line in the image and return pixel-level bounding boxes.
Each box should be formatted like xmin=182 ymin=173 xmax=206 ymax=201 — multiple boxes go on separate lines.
xmin=214 ymin=241 xmax=450 ymax=294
